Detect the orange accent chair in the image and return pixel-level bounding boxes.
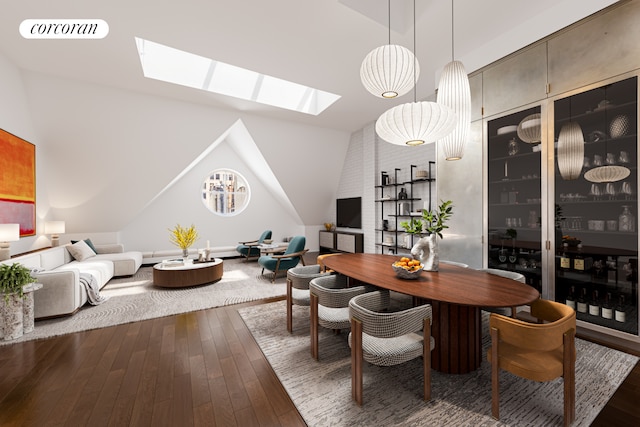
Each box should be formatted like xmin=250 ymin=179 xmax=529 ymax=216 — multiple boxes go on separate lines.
xmin=488 ymin=298 xmax=576 ymax=427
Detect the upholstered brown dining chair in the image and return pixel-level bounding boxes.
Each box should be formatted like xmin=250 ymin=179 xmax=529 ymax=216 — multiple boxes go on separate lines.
xmin=488 ymin=298 xmax=576 ymax=426
xmin=349 ymin=290 xmax=434 ymax=405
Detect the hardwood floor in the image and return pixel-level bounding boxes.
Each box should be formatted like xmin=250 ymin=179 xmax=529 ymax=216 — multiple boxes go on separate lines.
xmin=1 ymin=254 xmax=639 ymax=426
xmin=0 ymin=297 xmax=305 ymax=427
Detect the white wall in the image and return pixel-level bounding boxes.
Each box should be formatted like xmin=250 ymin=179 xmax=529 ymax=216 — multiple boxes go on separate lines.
xmin=1 ymin=64 xmax=352 ymax=256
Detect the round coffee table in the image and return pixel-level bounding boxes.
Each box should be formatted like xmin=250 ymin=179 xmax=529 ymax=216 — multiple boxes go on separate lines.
xmin=153 ymin=258 xmax=223 ymax=288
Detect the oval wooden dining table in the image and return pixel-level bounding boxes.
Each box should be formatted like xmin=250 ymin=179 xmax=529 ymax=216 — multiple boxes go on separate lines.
xmin=322 ymin=253 xmax=540 ymax=374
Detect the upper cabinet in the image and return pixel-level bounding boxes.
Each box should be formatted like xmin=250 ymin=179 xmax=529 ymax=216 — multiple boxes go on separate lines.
xmin=548 ymin=1 xmax=640 ymax=97
xmin=482 ymin=44 xmax=548 ymax=118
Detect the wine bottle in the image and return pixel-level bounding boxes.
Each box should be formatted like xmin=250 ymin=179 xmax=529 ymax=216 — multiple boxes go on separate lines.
xmin=588 ymin=290 xmax=600 ymax=316
xmin=577 ymin=288 xmax=588 ymax=314
xmin=615 ymin=294 xmax=626 ymax=323
xmin=565 ymin=286 xmax=576 ymax=310
xmin=560 ymin=244 xmax=571 ymax=270
xmin=601 ymin=292 xmax=613 ymax=320
xmin=574 ymin=246 xmax=585 ymax=271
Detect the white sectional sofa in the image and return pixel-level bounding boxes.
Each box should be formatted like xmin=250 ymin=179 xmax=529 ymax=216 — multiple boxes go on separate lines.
xmin=1 ymin=243 xmax=142 ymax=319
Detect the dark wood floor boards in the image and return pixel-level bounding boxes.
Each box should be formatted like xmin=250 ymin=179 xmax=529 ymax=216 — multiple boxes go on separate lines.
xmin=5 ymin=288 xmax=637 ymax=426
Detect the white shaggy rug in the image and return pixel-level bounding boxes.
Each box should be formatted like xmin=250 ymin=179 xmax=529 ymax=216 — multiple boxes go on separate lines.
xmin=1 ymin=257 xmax=285 ymax=345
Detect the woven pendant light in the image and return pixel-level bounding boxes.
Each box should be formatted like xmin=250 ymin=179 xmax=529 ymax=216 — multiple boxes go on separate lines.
xmin=436 ymin=1 xmax=470 ymax=160
xmin=437 ymin=61 xmax=470 ymax=158
xmin=557 ymin=121 xmax=585 ymax=180
xmin=360 ymin=45 xmax=419 ymax=99
xmin=376 ymin=101 xmax=457 ymax=146
xmin=360 ymin=0 xmax=418 ymax=99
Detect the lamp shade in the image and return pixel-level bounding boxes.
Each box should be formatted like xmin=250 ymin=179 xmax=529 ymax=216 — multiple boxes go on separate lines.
xmin=44 ymin=220 xmax=65 ymax=235
xmin=584 ymin=165 xmax=630 ymax=183
xmin=360 ymin=44 xmax=419 ymax=98
xmin=557 ymin=121 xmax=585 ymax=180
xmin=436 ymin=60 xmax=471 ymax=160
xmin=0 ymin=223 xmax=20 ymax=242
xmin=517 ymin=113 xmax=541 ymax=144
xmin=376 ymin=101 xmax=457 ymax=146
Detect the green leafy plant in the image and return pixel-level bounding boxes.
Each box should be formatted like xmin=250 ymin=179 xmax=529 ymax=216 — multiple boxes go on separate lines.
xmin=401 ymin=200 xmax=454 ymax=239
xmin=0 ymin=263 xmax=36 ymax=302
xmin=168 ymin=224 xmax=199 ymax=250
xmin=399 ymin=217 xmax=423 ymax=235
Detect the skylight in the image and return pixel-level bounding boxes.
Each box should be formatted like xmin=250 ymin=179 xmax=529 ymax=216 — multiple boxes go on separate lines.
xmin=135 ymin=37 xmax=340 ymax=115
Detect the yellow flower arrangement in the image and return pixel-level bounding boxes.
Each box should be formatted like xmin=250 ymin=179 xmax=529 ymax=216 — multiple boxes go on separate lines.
xmin=169 ymin=224 xmax=199 ymax=256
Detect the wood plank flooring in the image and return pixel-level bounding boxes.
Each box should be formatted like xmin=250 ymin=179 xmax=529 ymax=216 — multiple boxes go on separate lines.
xmin=0 ymin=297 xmax=305 ymax=427
xmin=1 ymin=255 xmax=639 ymax=426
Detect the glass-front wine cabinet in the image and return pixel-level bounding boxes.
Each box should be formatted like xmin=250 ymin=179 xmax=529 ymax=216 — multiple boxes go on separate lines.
xmin=553 ymin=76 xmax=638 ymax=336
xmin=486 ymin=75 xmax=639 ymax=341
xmin=487 ymin=106 xmax=543 ymax=293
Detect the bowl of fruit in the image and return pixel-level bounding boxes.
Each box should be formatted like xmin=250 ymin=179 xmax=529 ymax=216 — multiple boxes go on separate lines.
xmin=392 ymin=257 xmax=424 ymax=279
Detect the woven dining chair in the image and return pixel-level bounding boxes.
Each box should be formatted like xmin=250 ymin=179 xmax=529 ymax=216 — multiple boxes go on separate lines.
xmin=309 ymin=274 xmax=373 ymax=360
xmin=286 ymin=265 xmax=331 ymax=333
xmin=348 ymin=290 xmax=434 ymax=405
xmin=488 ymin=298 xmax=576 ymax=426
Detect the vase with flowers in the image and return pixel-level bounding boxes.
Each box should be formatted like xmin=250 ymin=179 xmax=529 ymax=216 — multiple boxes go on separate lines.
xmin=169 ymin=224 xmax=199 ymax=259
xmin=400 ymin=200 xmax=453 ymax=271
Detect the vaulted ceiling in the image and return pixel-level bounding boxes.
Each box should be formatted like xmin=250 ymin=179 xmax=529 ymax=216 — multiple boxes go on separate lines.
xmin=0 ymin=0 xmax=619 ymax=133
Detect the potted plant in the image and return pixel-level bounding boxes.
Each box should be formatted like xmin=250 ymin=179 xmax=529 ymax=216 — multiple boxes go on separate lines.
xmin=401 ymin=200 xmax=454 ymax=271
xmin=0 ymin=262 xmax=36 ymax=340
xmin=169 ymin=224 xmax=199 ymax=258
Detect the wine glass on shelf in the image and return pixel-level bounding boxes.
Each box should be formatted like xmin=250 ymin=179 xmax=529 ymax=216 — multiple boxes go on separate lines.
xmin=620 ymin=181 xmax=634 ymax=200
xmin=605 ymin=183 xmax=618 ymax=200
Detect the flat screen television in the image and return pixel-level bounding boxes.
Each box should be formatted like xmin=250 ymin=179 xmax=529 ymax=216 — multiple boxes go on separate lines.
xmin=336 ymin=197 xmax=362 ymax=229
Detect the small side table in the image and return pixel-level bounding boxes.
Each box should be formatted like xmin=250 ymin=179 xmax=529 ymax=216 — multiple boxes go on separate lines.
xmin=22 ymin=283 xmax=43 ymax=334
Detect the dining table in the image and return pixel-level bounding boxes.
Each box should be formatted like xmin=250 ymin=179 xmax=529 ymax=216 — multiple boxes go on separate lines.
xmin=322 ymin=253 xmax=540 ymax=374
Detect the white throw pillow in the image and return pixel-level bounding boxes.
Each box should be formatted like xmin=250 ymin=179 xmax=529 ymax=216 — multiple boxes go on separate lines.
xmin=68 ymin=239 xmax=97 ymax=261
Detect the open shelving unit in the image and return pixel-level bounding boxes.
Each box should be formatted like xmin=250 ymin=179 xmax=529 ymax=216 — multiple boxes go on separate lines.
xmin=375 ymin=162 xmax=435 ymax=254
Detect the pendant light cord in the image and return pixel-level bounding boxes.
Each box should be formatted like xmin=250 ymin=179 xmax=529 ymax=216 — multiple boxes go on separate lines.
xmin=413 ymin=0 xmax=417 ymax=103
xmin=388 ymin=0 xmax=391 ymax=45
xmin=451 ymin=0 xmax=455 ymax=61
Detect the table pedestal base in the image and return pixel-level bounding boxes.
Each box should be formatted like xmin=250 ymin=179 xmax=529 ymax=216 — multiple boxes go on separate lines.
xmin=430 ymin=301 xmax=482 ymax=374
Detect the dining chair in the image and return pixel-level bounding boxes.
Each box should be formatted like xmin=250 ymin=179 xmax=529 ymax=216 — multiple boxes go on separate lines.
xmin=316 ymin=253 xmax=341 ymax=272
xmin=309 ymin=274 xmax=373 ymax=360
xmin=286 ymin=264 xmax=331 ymax=333
xmin=488 ymin=298 xmax=576 ymax=426
xmin=478 ymin=268 xmax=526 ymax=317
xmin=258 ymin=235 xmax=308 ymax=282
xmin=349 ymin=290 xmax=434 ymax=405
xmin=236 ymin=230 xmax=272 ymax=261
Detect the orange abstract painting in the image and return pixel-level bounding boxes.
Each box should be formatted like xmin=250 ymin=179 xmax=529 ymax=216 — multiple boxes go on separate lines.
xmin=0 ymin=128 xmax=36 ymax=236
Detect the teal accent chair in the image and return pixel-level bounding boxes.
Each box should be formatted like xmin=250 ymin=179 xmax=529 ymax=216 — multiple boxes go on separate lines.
xmin=236 ymin=230 xmax=272 ymax=261
xmin=258 ymin=235 xmax=308 ymax=282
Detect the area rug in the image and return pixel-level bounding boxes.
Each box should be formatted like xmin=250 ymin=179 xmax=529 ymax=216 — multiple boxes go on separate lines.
xmin=1 ymin=257 xmax=285 ymax=346
xmin=239 ymin=300 xmax=639 ymax=427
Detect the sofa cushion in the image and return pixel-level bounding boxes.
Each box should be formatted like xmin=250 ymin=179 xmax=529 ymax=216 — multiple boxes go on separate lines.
xmin=68 ymin=240 xmax=97 ymax=261
xmin=94 ymin=251 xmax=143 ymax=276
xmin=71 ymin=238 xmax=98 ymax=253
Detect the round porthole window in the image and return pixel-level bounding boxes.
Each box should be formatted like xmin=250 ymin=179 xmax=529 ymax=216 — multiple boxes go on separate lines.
xmin=202 ymin=169 xmax=250 ymax=216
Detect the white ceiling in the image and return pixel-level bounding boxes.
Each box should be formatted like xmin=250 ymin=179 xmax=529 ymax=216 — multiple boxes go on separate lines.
xmin=0 ymin=0 xmax=619 ymax=133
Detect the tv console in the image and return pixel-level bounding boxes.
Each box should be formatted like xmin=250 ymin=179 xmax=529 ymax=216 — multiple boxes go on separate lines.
xmin=319 ymin=230 xmax=363 ymax=254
